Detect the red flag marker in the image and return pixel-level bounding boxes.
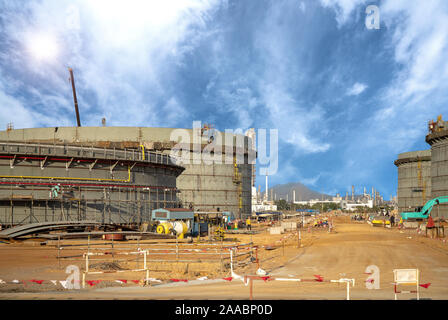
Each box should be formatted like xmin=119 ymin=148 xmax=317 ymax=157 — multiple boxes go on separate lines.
xmin=118 ymin=279 xmax=127 ymax=284
xmin=365 ymin=278 xmax=374 ymax=283
xmin=86 ymin=280 xmax=101 ymax=286
xmin=314 ymin=275 xmax=324 ymax=282
xmin=261 ymin=276 xmax=271 ymax=282
xmin=419 ymin=283 xmax=431 ymax=289
xmin=131 ymin=280 xmax=140 ymax=284
xmin=223 ymin=277 xmax=233 ymax=281
xmin=30 ymin=280 xmax=44 ymax=284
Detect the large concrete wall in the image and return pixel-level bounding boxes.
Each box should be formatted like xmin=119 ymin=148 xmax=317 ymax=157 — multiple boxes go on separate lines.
xmin=0 ymin=142 xmax=183 ymax=225
xmin=395 ymin=150 xmax=431 ymax=213
xmin=0 ymin=126 xmax=256 ymax=218
xmin=427 ymin=128 xmax=448 ymax=218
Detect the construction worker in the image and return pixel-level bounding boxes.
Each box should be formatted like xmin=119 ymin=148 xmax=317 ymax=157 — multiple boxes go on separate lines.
xmin=246 ymin=217 xmax=251 ymax=230
xmin=427 ymin=215 xmax=435 ymax=238
xmin=390 ymin=214 xmax=395 ymax=227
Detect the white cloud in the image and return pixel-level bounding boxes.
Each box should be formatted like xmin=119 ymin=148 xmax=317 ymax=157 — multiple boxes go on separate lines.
xmin=162 ymin=97 xmax=189 ymax=126
xmin=301 ymin=174 xmax=321 ymax=187
xmin=381 ymin=1 xmax=448 ymax=101
xmin=253 ymin=2 xmax=331 ymax=154
xmin=0 ymin=90 xmax=36 ymax=130
xmin=258 ymin=83 xmax=330 ymax=153
xmin=346 ymin=82 xmax=368 ymax=96
xmin=0 ymin=0 xmax=220 ymax=128
xmin=322 ymin=0 xmax=448 ymax=184
xmin=319 ymin=0 xmax=367 ymax=26
xmin=366 ymin=0 xmax=448 ymax=153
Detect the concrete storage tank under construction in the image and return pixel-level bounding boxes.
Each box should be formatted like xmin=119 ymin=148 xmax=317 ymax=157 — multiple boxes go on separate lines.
xmin=394 ymin=150 xmax=431 ymax=214
xmin=0 ymin=132 xmax=184 ymax=226
xmin=426 ymin=115 xmax=448 ymax=218
xmin=0 ymin=126 xmax=256 ymax=225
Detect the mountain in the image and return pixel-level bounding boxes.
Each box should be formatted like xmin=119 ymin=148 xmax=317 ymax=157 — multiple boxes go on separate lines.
xmin=266 ymin=182 xmax=332 ymax=201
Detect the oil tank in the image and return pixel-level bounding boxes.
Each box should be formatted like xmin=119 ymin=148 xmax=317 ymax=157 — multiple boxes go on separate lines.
xmin=426 ymin=115 xmax=448 ymax=218
xmin=394 ymin=150 xmax=431 ymax=214
xmin=0 ymin=138 xmax=184 ymax=226
xmin=0 ymin=126 xmax=256 ymax=220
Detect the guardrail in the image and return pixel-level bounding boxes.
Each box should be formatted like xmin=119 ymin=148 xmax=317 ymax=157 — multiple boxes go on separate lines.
xmin=0 ymin=142 xmax=180 ymax=166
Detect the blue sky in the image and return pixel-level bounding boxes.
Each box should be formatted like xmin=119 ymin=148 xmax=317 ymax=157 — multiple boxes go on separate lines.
xmin=0 ymin=0 xmax=447 ymax=200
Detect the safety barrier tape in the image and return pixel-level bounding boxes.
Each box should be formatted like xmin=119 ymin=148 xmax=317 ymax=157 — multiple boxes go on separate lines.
xmin=0 ymin=276 xmax=432 ymax=289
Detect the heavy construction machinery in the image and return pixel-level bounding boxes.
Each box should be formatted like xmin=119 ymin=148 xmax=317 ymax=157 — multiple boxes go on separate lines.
xmin=370 ymin=216 xmax=391 ymax=227
xmin=156 ymin=221 xmax=188 ymax=239
xmin=214 ymin=226 xmax=225 ymax=241
xmin=400 ymin=196 xmax=448 ymax=221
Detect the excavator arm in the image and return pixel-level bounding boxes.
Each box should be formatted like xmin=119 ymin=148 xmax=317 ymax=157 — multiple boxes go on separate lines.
xmin=401 ymin=196 xmax=448 ymax=220
xmin=422 ymin=196 xmax=448 ymax=214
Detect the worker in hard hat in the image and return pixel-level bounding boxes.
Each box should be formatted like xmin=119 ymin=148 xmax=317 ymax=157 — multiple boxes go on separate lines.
xmin=246 ymin=217 xmax=252 ymax=230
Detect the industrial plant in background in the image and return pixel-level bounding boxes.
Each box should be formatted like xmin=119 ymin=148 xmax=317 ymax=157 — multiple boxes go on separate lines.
xmin=252 ymin=178 xmax=389 ymax=213
xmin=395 ymin=115 xmax=448 ymax=218
xmin=0 ymin=126 xmax=256 ymax=227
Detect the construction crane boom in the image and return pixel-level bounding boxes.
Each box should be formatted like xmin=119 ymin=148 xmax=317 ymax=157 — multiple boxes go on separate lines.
xmin=68 ymin=67 xmax=81 ymax=127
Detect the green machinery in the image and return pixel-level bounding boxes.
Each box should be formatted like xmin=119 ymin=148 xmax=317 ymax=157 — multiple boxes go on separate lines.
xmin=400 ymin=196 xmax=448 ymax=221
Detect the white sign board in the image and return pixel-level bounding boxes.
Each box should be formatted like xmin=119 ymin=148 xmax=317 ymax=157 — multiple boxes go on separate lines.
xmin=393 ymin=269 xmax=418 ymax=284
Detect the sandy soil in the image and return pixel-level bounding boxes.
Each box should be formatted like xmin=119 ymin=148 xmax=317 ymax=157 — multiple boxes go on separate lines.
xmin=0 ymin=216 xmax=447 ymax=300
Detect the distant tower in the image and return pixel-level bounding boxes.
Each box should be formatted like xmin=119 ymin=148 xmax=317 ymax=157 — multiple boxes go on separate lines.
xmin=265 ymin=174 xmax=268 ymax=202
xmin=345 ymin=192 xmax=348 ymax=201
xmin=245 ymin=128 xmax=257 ymax=187
xmin=6 ymin=122 xmax=13 ymax=131
xmin=351 ymin=185 xmax=355 ymax=201
xmin=293 ymin=190 xmax=296 ymax=203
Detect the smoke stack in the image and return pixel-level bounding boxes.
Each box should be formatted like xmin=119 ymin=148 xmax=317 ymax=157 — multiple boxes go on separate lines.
xmin=265 ymin=174 xmax=268 ymax=202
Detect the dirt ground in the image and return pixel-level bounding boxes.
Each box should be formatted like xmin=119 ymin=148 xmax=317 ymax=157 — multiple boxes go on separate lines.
xmin=0 ymin=215 xmax=447 ymax=300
